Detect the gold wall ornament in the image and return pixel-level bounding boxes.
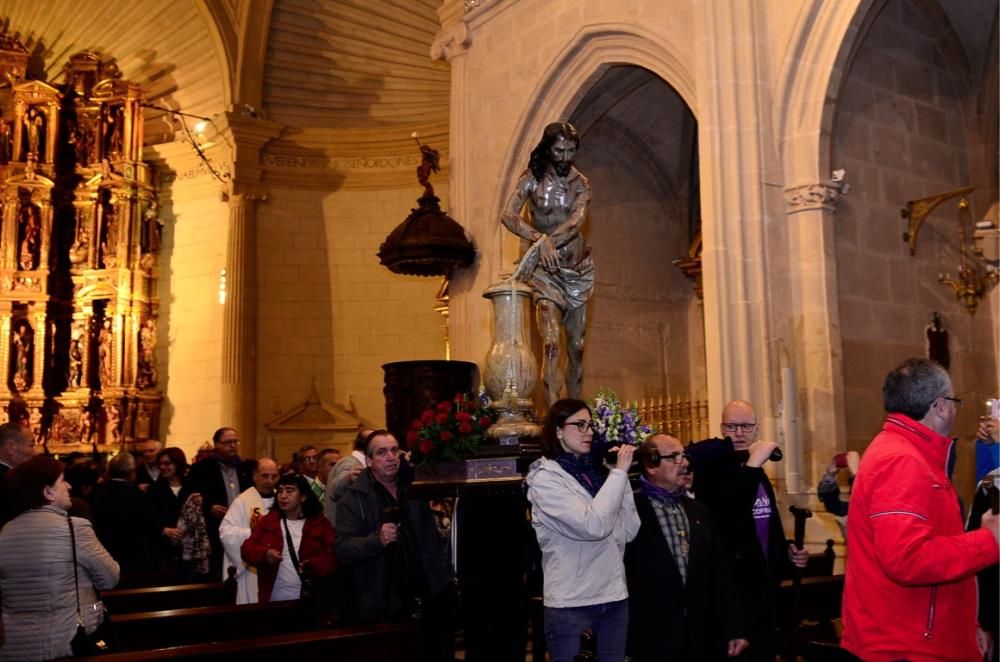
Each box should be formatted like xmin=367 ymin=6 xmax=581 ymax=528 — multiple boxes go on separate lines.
xmin=0 ymin=37 xmax=163 ymax=453
xmin=901 ymin=186 xmax=974 ymax=256
xmin=937 ymin=198 xmax=999 ymax=316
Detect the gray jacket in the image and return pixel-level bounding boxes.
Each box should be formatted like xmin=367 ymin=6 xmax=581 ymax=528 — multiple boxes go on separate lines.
xmin=334 ymin=470 xmax=452 ymax=621
xmin=0 ymin=506 xmax=120 ymax=661
xmin=325 ymin=453 xmax=363 ymax=528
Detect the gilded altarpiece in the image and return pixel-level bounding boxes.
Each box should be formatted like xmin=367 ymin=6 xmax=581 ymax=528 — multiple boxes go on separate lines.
xmin=0 ymin=39 xmax=162 ymax=454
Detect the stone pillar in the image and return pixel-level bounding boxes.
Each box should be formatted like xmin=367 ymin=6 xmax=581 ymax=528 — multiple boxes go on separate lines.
xmin=221 ymin=190 xmax=259 ymax=455
xmin=209 ymin=112 xmax=282 ymax=457
xmin=431 ymin=1 xmax=479 ymax=365
xmin=694 ymin=1 xmax=777 ymax=424
xmin=783 ymin=181 xmax=847 ymax=490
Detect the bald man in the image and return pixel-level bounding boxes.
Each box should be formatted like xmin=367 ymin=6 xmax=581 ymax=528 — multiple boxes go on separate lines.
xmin=219 ymin=458 xmax=279 ymax=604
xmin=685 ymin=400 xmax=807 ymax=662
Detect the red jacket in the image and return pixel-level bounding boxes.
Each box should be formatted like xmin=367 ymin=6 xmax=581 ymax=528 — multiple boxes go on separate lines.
xmin=240 ymin=509 xmax=336 ymax=603
xmin=842 ymin=414 xmax=998 ymax=661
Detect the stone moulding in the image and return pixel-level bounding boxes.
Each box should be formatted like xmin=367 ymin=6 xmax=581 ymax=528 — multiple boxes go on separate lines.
xmin=783 ymin=182 xmax=841 ymax=213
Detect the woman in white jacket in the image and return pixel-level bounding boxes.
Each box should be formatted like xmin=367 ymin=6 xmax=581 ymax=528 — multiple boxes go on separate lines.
xmin=526 ymin=398 xmax=640 ymax=661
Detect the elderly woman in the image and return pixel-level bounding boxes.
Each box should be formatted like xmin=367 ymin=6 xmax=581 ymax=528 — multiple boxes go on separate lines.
xmin=0 ymin=455 xmax=120 ymax=661
xmin=241 ymin=473 xmax=336 ymax=604
xmin=526 ymin=398 xmax=640 ymax=662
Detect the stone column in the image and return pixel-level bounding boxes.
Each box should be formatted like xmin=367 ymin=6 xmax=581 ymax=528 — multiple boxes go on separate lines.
xmin=209 ymin=113 xmax=282 ymax=457
xmin=694 ymin=1 xmax=777 ymax=424
xmin=783 ymin=181 xmax=847 ymax=490
xmin=431 ymin=3 xmax=479 ymax=363
xmin=221 ymin=189 xmax=259 ymax=455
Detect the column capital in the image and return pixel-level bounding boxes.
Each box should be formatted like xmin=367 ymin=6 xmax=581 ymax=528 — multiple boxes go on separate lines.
xmin=783 ymin=181 xmax=842 ymax=214
xmin=204 ymin=111 xmax=284 ymax=192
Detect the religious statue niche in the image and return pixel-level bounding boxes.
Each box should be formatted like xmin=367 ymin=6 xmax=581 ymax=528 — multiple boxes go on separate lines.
xmin=136 ymin=316 xmax=156 ymax=389
xmin=8 ymin=316 xmax=34 ymax=392
xmin=66 ymin=320 xmax=84 ymax=389
xmin=0 ymin=36 xmax=161 ymax=453
xmin=95 ymin=313 xmax=114 ymax=391
xmin=97 ymin=188 xmax=118 ymax=268
xmin=101 ymin=104 xmax=124 ymax=162
xmin=16 ymin=189 xmax=42 ymax=270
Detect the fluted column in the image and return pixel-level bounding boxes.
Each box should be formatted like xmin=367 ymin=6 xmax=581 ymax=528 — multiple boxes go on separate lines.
xmin=221 ymin=190 xmax=259 ymax=454
xmin=208 ymin=112 xmax=282 ymax=457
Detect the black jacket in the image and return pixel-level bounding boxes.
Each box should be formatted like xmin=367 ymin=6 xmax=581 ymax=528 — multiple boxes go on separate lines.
xmin=625 ymin=493 xmax=745 ymax=661
xmin=91 ymin=479 xmax=162 ymax=586
xmin=334 ymin=469 xmax=452 ymax=622
xmin=686 ymin=438 xmax=792 ymax=594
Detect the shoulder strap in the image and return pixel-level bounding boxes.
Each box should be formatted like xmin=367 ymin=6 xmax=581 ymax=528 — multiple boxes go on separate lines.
xmin=280 ymin=514 xmax=302 ymax=577
xmin=68 ymin=515 xmax=84 ymax=622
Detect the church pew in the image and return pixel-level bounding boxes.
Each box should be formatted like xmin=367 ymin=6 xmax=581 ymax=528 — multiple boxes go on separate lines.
xmin=110 ymin=600 xmax=308 ymax=651
xmin=73 ymin=622 xmax=421 ymax=661
xmin=101 ymin=581 xmax=236 ymax=614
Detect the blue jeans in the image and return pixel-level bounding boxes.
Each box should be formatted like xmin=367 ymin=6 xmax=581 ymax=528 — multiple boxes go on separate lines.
xmin=544 ymin=599 xmax=629 ymax=662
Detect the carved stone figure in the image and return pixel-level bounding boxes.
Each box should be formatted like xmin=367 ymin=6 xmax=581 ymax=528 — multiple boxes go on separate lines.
xmin=141 ymin=200 xmax=162 ymax=254
xmin=11 ymin=322 xmax=32 ymax=391
xmin=23 ymin=106 xmax=44 ymax=158
xmin=104 ymin=403 xmax=120 ymax=446
xmin=500 ymin=122 xmax=593 ymax=406
xmin=101 ymin=197 xmax=118 ymax=265
xmin=18 ymin=201 xmax=41 ymax=270
xmin=0 ymin=119 xmax=12 ymax=163
xmin=137 ymin=317 xmax=157 ymax=389
xmin=102 ymin=105 xmax=123 ymax=160
xmin=98 ymin=318 xmax=113 ymax=388
xmin=68 ymin=337 xmax=83 ymax=388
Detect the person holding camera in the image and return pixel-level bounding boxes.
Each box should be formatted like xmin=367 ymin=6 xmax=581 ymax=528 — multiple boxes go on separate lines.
xmin=526 ymin=398 xmax=640 ymax=662
xmin=334 ymin=430 xmax=454 ymax=661
xmin=684 ymin=399 xmax=807 ymax=662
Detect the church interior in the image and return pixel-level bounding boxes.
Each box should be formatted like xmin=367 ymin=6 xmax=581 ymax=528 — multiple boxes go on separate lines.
xmin=0 ymin=0 xmax=997 ymax=571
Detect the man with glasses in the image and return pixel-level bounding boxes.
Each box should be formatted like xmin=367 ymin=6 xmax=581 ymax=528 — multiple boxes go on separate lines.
xmin=842 ymin=358 xmax=1000 ymax=661
xmin=189 ymin=427 xmax=253 ymax=579
xmin=684 ymin=400 xmax=807 ymax=661
xmin=625 ymin=433 xmax=748 ymax=661
xmin=335 ymin=431 xmax=454 ymax=659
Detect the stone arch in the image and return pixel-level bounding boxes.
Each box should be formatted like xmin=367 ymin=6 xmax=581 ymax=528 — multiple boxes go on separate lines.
xmin=774 ymin=0 xmax=878 ymax=188
xmin=490 ymin=24 xmax=697 ymax=227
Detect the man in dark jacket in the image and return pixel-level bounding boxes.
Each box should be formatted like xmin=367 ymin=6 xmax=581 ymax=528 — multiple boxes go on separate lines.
xmin=187 ymin=427 xmax=253 ymax=579
xmin=334 ymin=430 xmax=454 ymax=661
xmin=91 ymin=452 xmax=164 ymax=586
xmin=685 ymin=400 xmax=807 ymax=661
xmin=0 ymin=423 xmax=34 ymax=527
xmin=626 ymin=433 xmax=747 ymax=661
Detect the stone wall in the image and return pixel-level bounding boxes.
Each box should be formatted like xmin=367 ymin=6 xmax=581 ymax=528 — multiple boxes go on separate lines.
xmin=832 ymin=0 xmax=997 ymax=499
xmin=255 ymin=184 xmax=450 ymax=444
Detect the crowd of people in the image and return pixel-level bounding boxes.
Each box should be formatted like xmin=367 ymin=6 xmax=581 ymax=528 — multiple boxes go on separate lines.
xmin=0 ymin=356 xmax=996 ymax=661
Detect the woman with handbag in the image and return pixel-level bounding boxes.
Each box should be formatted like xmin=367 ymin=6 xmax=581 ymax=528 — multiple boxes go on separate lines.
xmin=0 ymin=455 xmax=120 ymax=660
xmin=241 ymin=473 xmax=336 ymax=606
xmin=147 ymin=447 xmax=193 ymax=582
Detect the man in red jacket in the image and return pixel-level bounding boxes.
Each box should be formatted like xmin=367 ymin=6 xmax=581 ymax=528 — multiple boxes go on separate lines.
xmin=842 ymin=358 xmax=1000 ymax=661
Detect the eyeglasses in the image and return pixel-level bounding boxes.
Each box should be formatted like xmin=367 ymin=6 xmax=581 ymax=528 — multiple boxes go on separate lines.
xmin=722 ymin=423 xmax=757 ymax=433
xmin=561 ymin=420 xmax=594 ymax=433
xmin=656 ymin=452 xmax=688 ymax=465
xmin=300 ymin=456 xmax=318 ymax=463
xmin=942 ymin=396 xmax=964 ymax=407
xmin=217 ymin=439 xmax=239 ymax=447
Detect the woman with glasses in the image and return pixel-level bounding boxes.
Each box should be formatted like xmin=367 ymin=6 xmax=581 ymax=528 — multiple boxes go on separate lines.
xmin=148 ymin=447 xmax=193 ymax=583
xmin=241 ymin=474 xmax=336 ymax=613
xmin=526 ymin=398 xmax=640 ymax=661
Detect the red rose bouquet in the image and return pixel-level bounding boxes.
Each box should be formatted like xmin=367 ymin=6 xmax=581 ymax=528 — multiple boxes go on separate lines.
xmin=406 ymin=391 xmax=495 ymax=466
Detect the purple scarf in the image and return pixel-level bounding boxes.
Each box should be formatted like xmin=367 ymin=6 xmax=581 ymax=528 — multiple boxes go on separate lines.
xmin=555 ymin=452 xmax=606 ymax=497
xmin=639 ymin=475 xmax=686 ymax=504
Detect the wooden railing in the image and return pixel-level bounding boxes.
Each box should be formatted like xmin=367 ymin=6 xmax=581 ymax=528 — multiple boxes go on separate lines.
xmin=633 ymin=395 xmax=710 ymax=444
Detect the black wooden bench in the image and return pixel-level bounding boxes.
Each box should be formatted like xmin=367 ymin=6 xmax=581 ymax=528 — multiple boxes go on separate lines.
xmin=102 ymin=581 xmax=236 ymax=614
xmin=72 ymin=621 xmax=421 ymax=661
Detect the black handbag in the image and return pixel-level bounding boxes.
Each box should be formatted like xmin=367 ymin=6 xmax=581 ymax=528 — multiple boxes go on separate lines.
xmin=68 ymin=516 xmax=115 ymax=656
